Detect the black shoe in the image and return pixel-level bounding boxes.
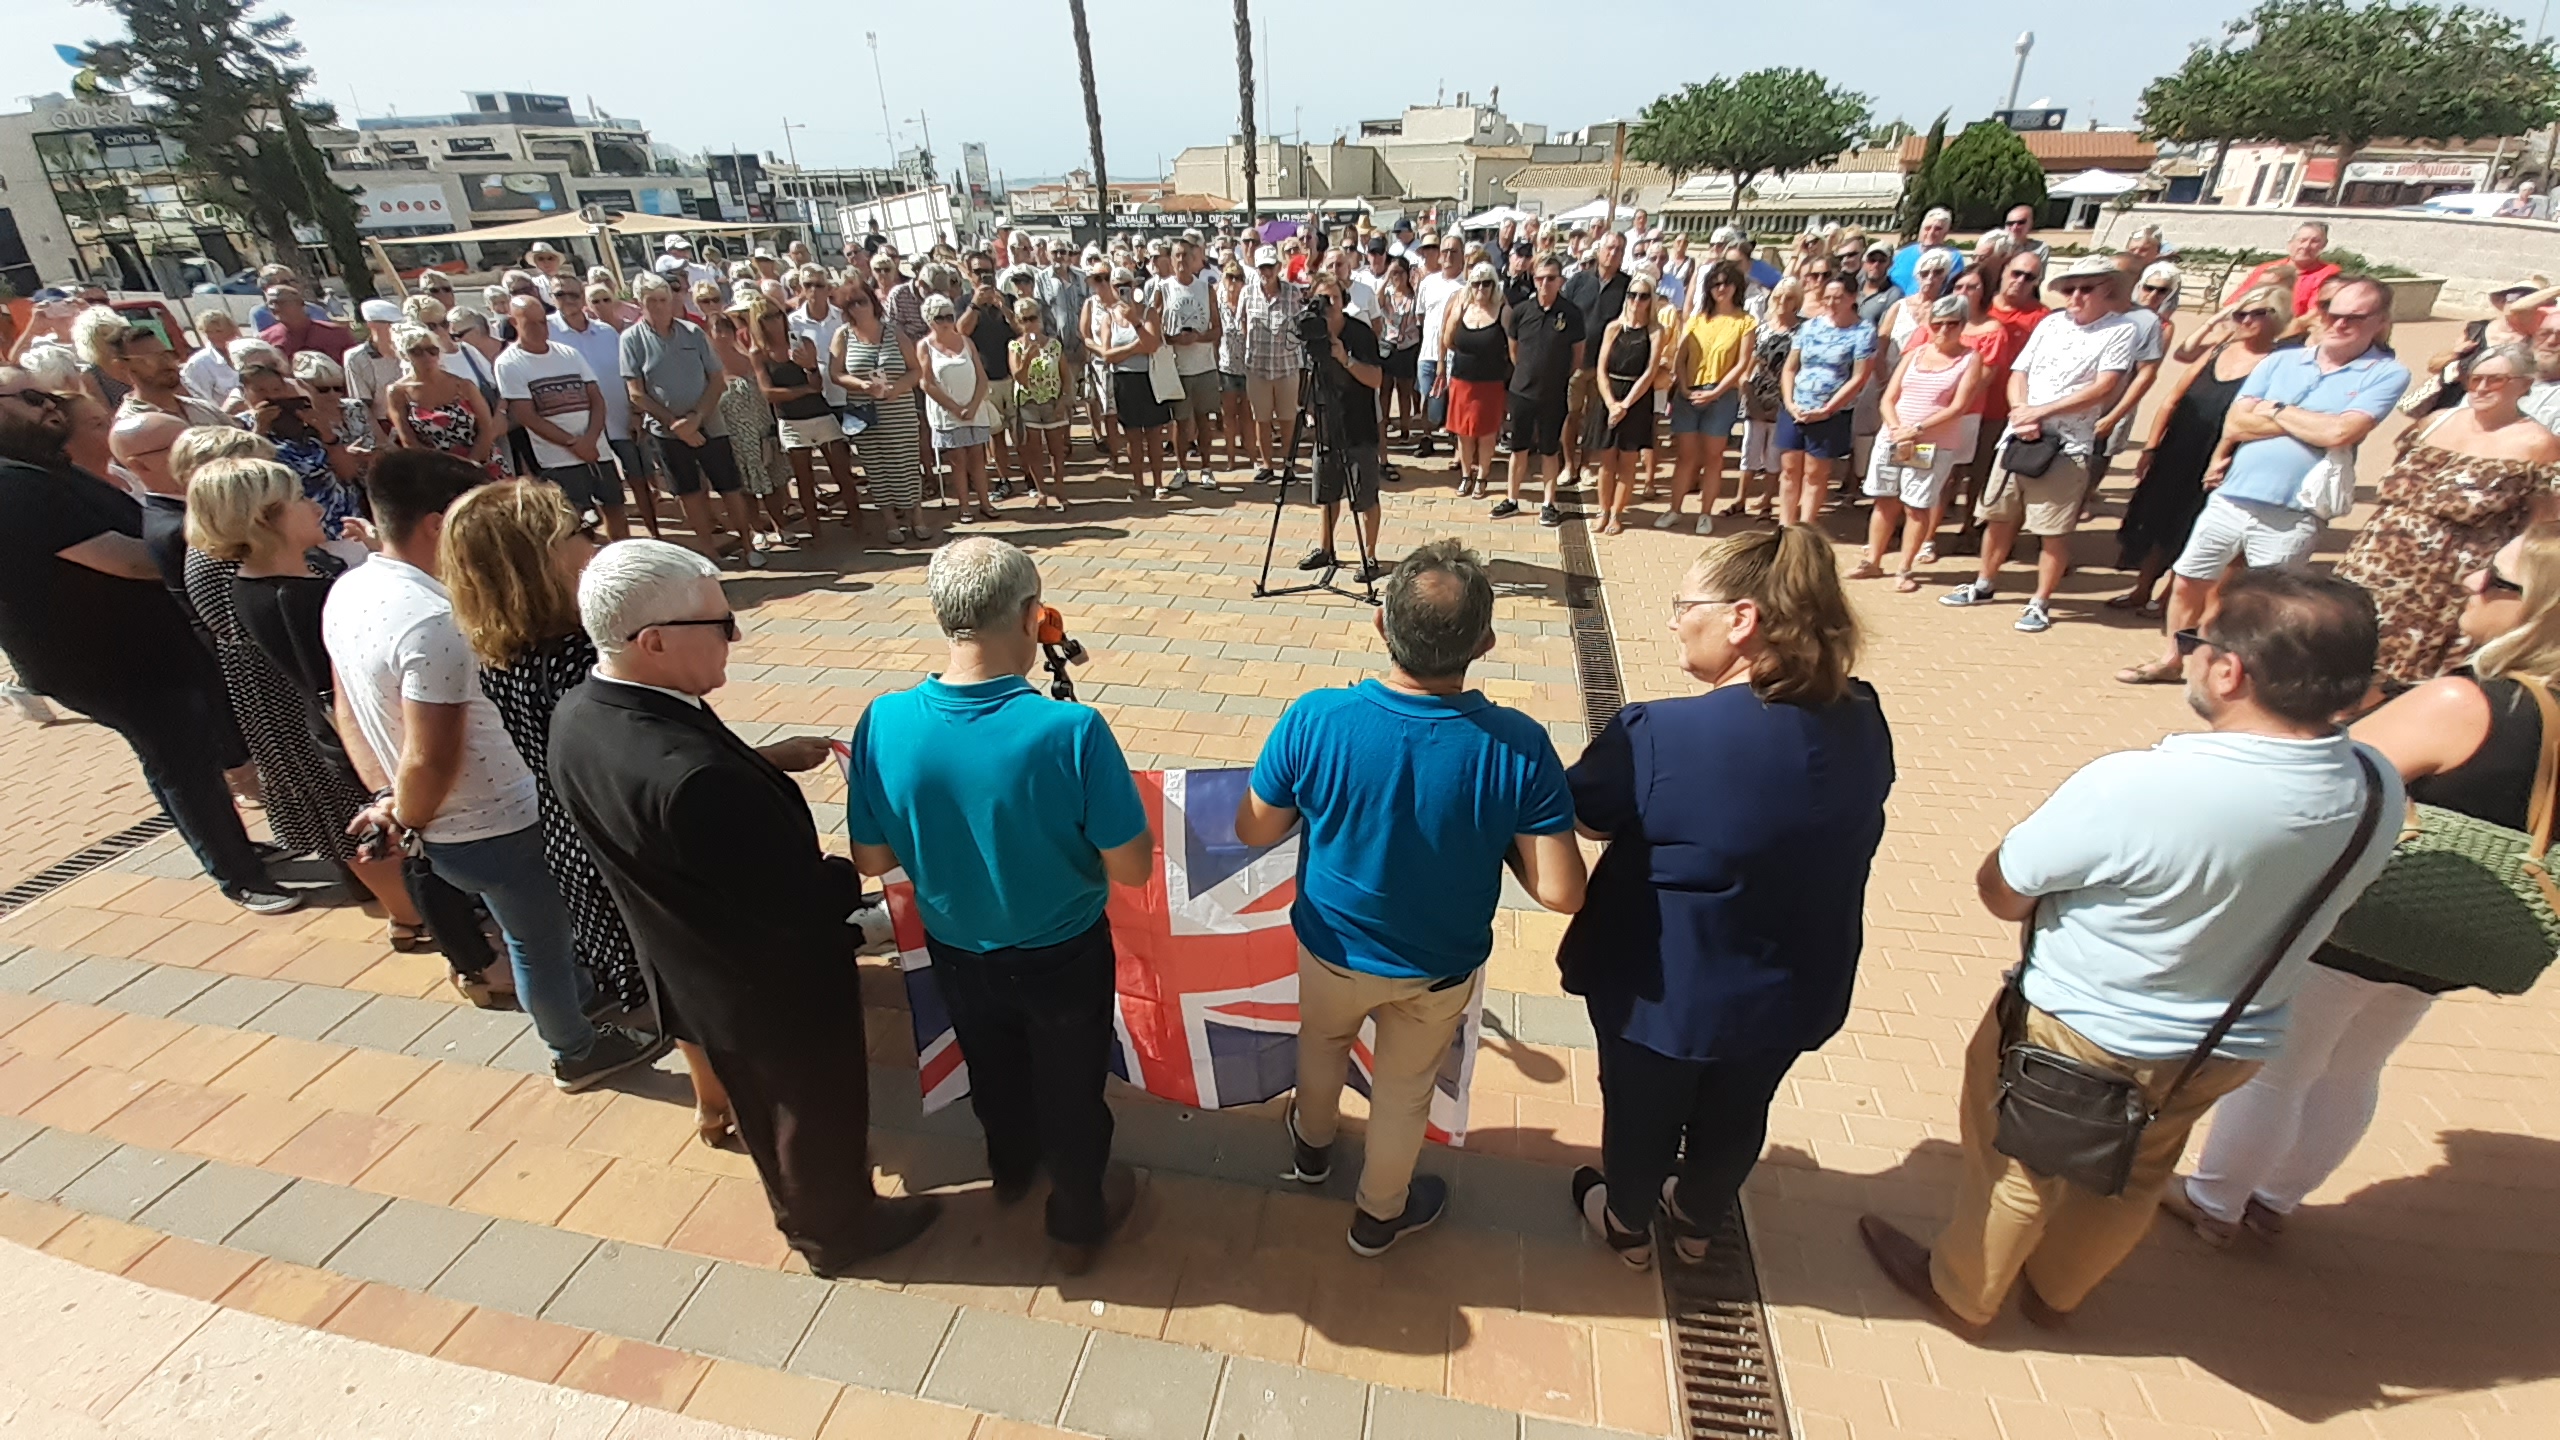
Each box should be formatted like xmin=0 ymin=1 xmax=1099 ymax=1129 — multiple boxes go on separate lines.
xmin=1348 ymin=1173 xmax=1448 ymax=1257
xmin=222 ymin=883 xmax=303 ymax=915
xmin=809 ymin=1194 xmax=943 ymax=1275
xmin=991 ymin=1170 xmax=1036 ymax=1206
xmin=1416 ymin=437 xmax=1437 ymax=459
xmin=1538 ymin=503 xmax=1563 ymax=527
xmin=1055 ymin=1162 xmax=1141 ymax=1276
xmin=553 ymin=1023 xmax=674 ymax=1093
xmin=1489 ymin=498 xmax=1520 ymax=519
xmin=1297 ymin=547 xmax=1337 ymax=572
xmin=1284 ymin=1105 xmax=1332 ymax=1184
xmin=1253 ymin=467 xmax=1276 ymax=484
xmin=1356 ymin=561 xmax=1386 ymax=584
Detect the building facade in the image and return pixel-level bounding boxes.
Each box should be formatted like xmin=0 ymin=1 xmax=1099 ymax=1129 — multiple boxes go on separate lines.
xmin=0 ymin=94 xmax=278 ymax=296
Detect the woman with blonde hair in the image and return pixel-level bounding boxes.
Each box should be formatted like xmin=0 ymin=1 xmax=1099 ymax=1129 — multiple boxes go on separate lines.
xmin=1590 ymin=280 xmax=1667 ymax=534
xmin=1730 ymin=277 xmax=1805 ymax=520
xmin=2168 ymin=522 xmax=2560 ymax=1246
xmin=748 ymin=292 xmax=854 ymax=539
xmin=386 ymin=320 xmax=502 ymax=480
xmin=438 ymin=482 xmax=733 ymax=1130
xmin=708 ymin=302 xmax=795 ymax=558
xmin=1855 ymin=295 xmax=1985 ymax=590
xmin=1560 ymin=524 xmax=1894 ymax=1267
xmin=182 ymin=455 xmax=427 ymax=946
xmin=831 ymin=286 xmax=932 ymax=544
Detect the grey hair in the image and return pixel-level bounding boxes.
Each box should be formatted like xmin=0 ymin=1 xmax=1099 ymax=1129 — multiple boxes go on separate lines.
xmin=927 ymin=536 xmax=1041 ymax=638
xmin=796 ymin=264 xmax=830 ymax=288
xmin=291 ymin=350 xmax=346 ymax=386
xmin=921 ymin=294 xmax=958 ymax=323
xmin=2296 ymin=220 xmax=2332 ymax=239
xmin=630 ymin=271 xmax=673 ymax=300
xmin=501 ymin=269 xmax=537 ymax=289
xmin=2129 ymin=223 xmax=2167 ymax=248
xmin=227 ymin=338 xmax=289 ymax=375
xmin=1923 ymin=207 xmax=1953 ymax=227
xmin=391 ymin=323 xmax=437 ymax=374
xmin=402 ymin=294 xmax=448 ymax=327
xmin=71 ymin=305 xmax=134 ymax=367
xmin=2475 ymin=340 xmax=2538 ymax=378
xmin=919 ymin=262 xmax=961 ymax=294
xmin=450 ymin=305 xmax=492 ymax=335
xmin=1915 ymin=247 xmax=1955 ymax=276
xmin=1381 ymin=539 xmax=1495 ymax=680
xmin=579 ymin=539 xmax=723 ymax=656
xmin=16 ymin=343 xmax=82 ymax=391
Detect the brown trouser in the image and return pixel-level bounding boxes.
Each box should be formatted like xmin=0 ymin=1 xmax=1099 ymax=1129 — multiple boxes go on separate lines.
xmin=1291 ymin=947 xmax=1474 ymax=1221
xmin=1929 ymin=995 xmax=2259 ymax=1325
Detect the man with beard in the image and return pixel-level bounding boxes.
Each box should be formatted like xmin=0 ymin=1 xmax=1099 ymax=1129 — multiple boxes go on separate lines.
xmin=0 ymin=369 xmax=294 ymax=910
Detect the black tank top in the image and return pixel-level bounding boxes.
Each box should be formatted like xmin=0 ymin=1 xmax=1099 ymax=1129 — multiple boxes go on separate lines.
xmin=2408 ymin=675 xmax=2543 ymax=831
xmin=1448 ymin=314 xmax=1511 ymax=384
xmin=1605 ymin=326 xmax=1652 ymax=385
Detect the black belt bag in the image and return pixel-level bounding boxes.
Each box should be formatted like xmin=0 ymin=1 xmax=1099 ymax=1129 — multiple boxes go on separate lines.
xmin=1993 ymin=751 xmax=2382 ymax=1196
xmin=1999 ymin=429 xmax=2065 ymax=477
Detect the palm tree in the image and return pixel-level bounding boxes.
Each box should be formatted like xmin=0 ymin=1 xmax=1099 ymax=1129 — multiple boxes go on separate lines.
xmin=1234 ymin=0 xmax=1258 ymax=227
xmin=1068 ymin=0 xmax=1109 ymax=244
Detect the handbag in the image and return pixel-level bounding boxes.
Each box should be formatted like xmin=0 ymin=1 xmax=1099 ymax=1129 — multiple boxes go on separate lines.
xmin=1148 ymin=343 xmax=1185 ymax=404
xmin=2000 ymin=429 xmax=2064 ymax=478
xmin=1993 ymin=750 xmax=2383 ymax=1196
xmin=2325 ymin=677 xmax=2560 ymax=994
xmin=2294 ymin=443 xmax=2359 ymax=520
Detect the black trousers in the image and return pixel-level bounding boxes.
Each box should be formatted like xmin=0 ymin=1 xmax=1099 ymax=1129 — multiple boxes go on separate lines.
xmin=925 ymin=915 xmax=1117 ymax=1244
xmin=709 ymin=1036 xmax=880 ymax=1273
xmin=402 ymin=858 xmax=498 ymax=978
xmin=1595 ymin=1028 xmax=1803 ymax=1237
xmin=51 ymin=668 xmax=266 ymax=892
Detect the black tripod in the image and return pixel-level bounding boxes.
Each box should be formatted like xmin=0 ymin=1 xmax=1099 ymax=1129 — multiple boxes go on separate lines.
xmin=1253 ymin=348 xmax=1380 ymax=606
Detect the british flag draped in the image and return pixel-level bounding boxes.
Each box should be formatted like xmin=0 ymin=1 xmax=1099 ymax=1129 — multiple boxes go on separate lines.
xmin=836 ymin=752 xmax=1484 ymax=1146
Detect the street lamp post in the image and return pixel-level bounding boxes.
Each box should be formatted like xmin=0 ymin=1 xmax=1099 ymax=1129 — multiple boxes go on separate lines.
xmin=2005 ymin=32 xmax=2035 ymax=115
xmin=779 ymin=117 xmax=807 ymax=230
xmin=865 ymin=33 xmax=897 ymax=169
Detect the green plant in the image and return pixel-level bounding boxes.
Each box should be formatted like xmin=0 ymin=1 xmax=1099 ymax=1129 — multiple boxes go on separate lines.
xmin=1933 ymin=121 xmax=2048 ymax=229
xmin=1627 ymin=68 xmax=1872 ymax=220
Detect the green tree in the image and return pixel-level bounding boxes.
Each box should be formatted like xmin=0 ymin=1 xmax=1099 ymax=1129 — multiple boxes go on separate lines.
xmin=1626 ymin=68 xmax=1872 ymax=220
xmin=1895 ymin=111 xmax=1950 ymax=236
xmin=74 ymin=0 xmax=375 ymax=293
xmin=1933 ymin=121 xmax=2048 ymax=229
xmin=2140 ymin=0 xmax=2560 ymax=184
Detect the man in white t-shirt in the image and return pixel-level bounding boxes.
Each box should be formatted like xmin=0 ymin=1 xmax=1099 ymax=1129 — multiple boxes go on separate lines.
xmin=1862 ymin=569 xmax=2397 ymax=1338
xmin=785 ymin=269 xmax=848 ymax=412
xmin=324 ymin=449 xmax=668 ymax=1092
xmin=1942 ymin=255 xmax=2137 ymax=634
xmin=497 ymin=295 xmax=626 ymax=539
xmin=547 ymin=285 xmax=659 ymax=535
xmin=1158 ymin=240 xmax=1223 ymax=494
xmin=1412 ymin=236 xmax=1466 ymax=459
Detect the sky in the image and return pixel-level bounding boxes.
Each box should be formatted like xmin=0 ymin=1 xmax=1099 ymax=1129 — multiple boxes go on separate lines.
xmin=8 ymin=0 xmax=2558 ymax=180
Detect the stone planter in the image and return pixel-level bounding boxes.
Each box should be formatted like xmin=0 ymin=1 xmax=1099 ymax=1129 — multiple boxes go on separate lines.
xmin=2377 ymin=274 xmax=2446 ymax=322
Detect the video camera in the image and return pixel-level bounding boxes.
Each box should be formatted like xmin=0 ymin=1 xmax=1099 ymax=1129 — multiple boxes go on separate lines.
xmin=1296 ymin=292 xmax=1333 ymax=352
xmin=1037 ymin=605 xmax=1087 ymax=702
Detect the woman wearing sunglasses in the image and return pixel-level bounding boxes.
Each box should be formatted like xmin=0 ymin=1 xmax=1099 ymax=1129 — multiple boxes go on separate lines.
xmin=2110 ymin=283 xmax=2294 ymax=644
xmin=2166 ymin=522 xmax=2560 ymax=1248
xmin=2332 ymin=342 xmax=2560 ymax=685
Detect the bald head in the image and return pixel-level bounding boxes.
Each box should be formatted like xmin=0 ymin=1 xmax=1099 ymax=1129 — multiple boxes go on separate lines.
xmin=111 ymin=411 xmax=190 ymax=494
xmin=507 ymin=294 xmax=550 ymax=349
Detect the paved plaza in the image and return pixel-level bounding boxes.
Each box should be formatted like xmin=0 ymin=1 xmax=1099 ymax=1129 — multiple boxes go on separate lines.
xmin=2 ymin=325 xmax=2556 ymax=1440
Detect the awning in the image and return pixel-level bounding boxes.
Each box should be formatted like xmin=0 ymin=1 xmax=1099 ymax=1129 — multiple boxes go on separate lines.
xmin=370 ymin=211 xmax=790 ymax=248
xmin=2047 ymin=168 xmax=2141 ymax=199
xmin=1550 ymin=198 xmax=1638 ymax=225
xmin=1457 ymin=205 xmax=1526 ymax=231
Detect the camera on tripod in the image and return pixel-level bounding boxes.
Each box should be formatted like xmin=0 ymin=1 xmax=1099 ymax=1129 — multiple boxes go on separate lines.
xmin=1295 ymin=293 xmax=1334 ymax=353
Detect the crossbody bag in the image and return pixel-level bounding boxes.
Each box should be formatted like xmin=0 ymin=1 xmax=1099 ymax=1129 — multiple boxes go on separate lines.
xmin=1992 ymin=750 xmax=2382 ymax=1196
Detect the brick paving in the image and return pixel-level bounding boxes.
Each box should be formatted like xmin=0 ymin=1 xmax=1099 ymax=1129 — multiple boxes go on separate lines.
xmin=3 ymin=320 xmax=2557 ymax=1439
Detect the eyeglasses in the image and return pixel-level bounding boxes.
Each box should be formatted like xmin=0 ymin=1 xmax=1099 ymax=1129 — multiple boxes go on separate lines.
xmin=2467 ymin=370 xmax=2528 ymax=387
xmin=0 ymin=387 xmax=63 ymax=410
xmin=627 ymin=614 xmax=740 ymax=643
xmin=2006 ymin=267 xmax=2041 ymax=280
xmin=1670 ymin=595 xmax=1736 ymax=620
xmin=2322 ymin=307 xmax=2382 ymax=325
xmin=2172 ymin=628 xmax=2218 ymax=656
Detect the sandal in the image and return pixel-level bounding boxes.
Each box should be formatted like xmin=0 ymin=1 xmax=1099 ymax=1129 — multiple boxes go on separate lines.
xmin=1660 ymin=1176 xmax=1713 ymax=1265
xmin=695 ymin=1106 xmax=737 ymax=1149
xmin=2139 ymin=599 xmax=2166 ymax=619
xmin=2103 ymin=591 xmax=2150 ymax=610
xmin=1571 ymin=1166 xmax=1654 ymax=1270
xmin=1916 ymin=542 xmax=1938 ymax=564
xmin=2116 ymin=660 xmax=2185 ymax=685
xmin=1847 ymin=560 xmax=1886 ymax=580
xmin=975 ymin=505 xmax=1001 ymax=522
xmin=1894 ymin=573 xmax=1922 ymax=593
xmin=450 ymin=969 xmax=521 ymax=1012
xmin=387 ymin=922 xmax=432 ymax=953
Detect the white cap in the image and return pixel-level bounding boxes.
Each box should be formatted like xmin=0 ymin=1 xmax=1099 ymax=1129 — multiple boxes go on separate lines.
xmin=527 ymin=241 xmax=561 ymax=257
xmin=1254 ymin=245 xmax=1280 ymax=267
xmin=663 ymin=234 xmax=693 ymax=251
xmin=751 ymin=245 xmax=776 ymax=259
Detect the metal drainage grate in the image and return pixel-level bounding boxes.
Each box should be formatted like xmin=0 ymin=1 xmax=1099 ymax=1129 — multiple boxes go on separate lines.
xmin=1552 ymin=506 xmax=1793 ymax=1440
xmin=0 ymin=815 xmax=177 ymax=919
xmin=1662 ymin=1206 xmax=1793 ymax=1439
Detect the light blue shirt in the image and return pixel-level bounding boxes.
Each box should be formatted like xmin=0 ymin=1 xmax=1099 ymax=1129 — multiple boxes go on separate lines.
xmin=551 ymin=316 xmax=633 ymax=440
xmin=1889 ymin=242 xmax=1964 ymax=296
xmin=2217 ymin=345 xmax=2413 ymax=509
xmin=1999 ymin=730 xmax=2402 ymax=1062
xmin=844 ymin=675 xmax=1149 ymax=953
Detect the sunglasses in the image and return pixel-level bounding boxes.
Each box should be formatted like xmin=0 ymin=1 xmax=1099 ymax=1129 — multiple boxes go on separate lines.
xmin=2172 ymin=628 xmax=2218 ymax=656
xmin=2138 ymin=284 xmax=2169 ymax=294
xmin=2006 ymin=267 xmax=2042 ymax=279
xmin=2484 ymin=565 xmax=2526 ymax=595
xmin=0 ymin=387 xmax=63 ymax=409
xmin=627 ymin=614 xmax=740 ymax=643
xmin=2322 ymin=307 xmax=2382 ymax=324
xmin=2234 ymin=307 xmax=2274 ymax=320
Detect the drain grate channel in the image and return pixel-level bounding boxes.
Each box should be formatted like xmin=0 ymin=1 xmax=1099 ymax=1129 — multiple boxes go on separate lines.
xmin=1552 ymin=505 xmax=1793 ymax=1440
xmin=0 ymin=814 xmax=177 ymax=919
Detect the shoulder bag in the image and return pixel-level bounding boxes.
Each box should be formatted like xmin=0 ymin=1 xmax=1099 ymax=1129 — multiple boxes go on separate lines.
xmin=1993 ymin=750 xmax=2382 ymax=1196
xmin=1999 ymin=429 xmax=2064 ymax=478
xmin=2324 ymin=677 xmax=2560 ymax=995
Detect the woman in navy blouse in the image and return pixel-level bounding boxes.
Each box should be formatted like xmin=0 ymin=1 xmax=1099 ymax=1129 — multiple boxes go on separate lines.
xmin=1561 ymin=524 xmax=1895 ymax=1267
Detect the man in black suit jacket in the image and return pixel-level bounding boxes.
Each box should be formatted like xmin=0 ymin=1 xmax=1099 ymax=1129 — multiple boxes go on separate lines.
xmin=547 ymin=539 xmax=939 ymax=1272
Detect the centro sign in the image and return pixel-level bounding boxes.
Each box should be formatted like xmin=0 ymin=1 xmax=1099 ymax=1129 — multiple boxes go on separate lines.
xmin=48 ymin=103 xmax=146 ymax=130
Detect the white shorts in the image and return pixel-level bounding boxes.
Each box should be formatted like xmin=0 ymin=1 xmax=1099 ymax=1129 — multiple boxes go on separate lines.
xmin=2171 ymin=492 xmax=2322 ymax=581
xmin=1741 ymin=416 xmax=1779 ymax=473
xmin=1861 ymin=416 xmax=1977 ymax=509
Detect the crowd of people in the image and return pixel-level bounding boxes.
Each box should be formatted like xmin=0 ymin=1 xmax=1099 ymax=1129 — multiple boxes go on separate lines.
xmin=0 ymin=198 xmax=2554 ymax=1325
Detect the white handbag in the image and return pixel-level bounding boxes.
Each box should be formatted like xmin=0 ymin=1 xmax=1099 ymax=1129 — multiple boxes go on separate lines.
xmin=1148 ymin=344 xmax=1185 ymax=404
xmin=2294 ymin=443 xmax=2358 ymax=520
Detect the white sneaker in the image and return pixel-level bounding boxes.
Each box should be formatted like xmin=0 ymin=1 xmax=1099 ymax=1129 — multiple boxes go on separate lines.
xmin=1694 ymin=513 xmax=1715 ymax=536
xmin=1167 ymin=469 xmax=1191 ymax=491
xmin=1652 ymin=510 xmax=1678 ymax=530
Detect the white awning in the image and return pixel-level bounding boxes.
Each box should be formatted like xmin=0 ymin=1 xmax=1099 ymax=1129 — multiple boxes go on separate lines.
xmin=2048 ymin=168 xmax=2141 ymax=199
xmin=1550 ymin=198 xmax=1639 ymax=226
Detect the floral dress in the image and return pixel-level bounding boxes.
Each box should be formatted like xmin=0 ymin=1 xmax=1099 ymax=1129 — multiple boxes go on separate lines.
xmin=2337 ymin=412 xmax=2560 ymax=684
xmin=404 ymin=397 xmax=505 ymax=481
xmin=717 ymin=374 xmax=791 ymax=497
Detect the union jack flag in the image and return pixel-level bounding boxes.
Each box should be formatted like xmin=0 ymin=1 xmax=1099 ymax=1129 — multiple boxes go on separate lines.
xmin=836 ymin=751 xmax=1483 ymax=1146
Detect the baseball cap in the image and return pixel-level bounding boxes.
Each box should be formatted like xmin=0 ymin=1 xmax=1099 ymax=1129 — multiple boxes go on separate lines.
xmin=663 ymin=234 xmax=693 ymax=251
xmin=1864 ymin=241 xmax=1893 ymax=259
xmin=2053 ymin=254 xmax=2125 ymax=291
xmin=527 ymin=241 xmax=561 ymax=257
xmin=1254 ymin=245 xmax=1279 ymax=267
xmin=1365 ymin=235 xmax=1389 ymax=255
xmin=358 ymin=299 xmax=403 ymax=324
xmin=751 ymin=245 xmax=776 ymax=260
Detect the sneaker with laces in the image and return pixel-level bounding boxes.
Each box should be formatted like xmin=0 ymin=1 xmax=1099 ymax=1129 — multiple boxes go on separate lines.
xmin=1297 ymin=547 xmax=1337 ymax=572
xmin=1938 ymin=580 xmax=1996 ymax=607
xmin=1694 ymin=512 xmax=1715 ymax=536
xmin=222 ymin=884 xmax=303 ymax=915
xmin=1167 ymin=469 xmax=1191 ymax=491
xmin=1489 ymin=498 xmax=1520 ymax=519
xmin=2014 ymin=601 xmax=2053 ymax=633
xmin=1348 ymin=1173 xmax=1448 ymax=1257
xmin=554 ymin=1023 xmax=675 ymax=1093
xmin=1284 ymin=1104 xmax=1332 ymax=1184
xmin=1538 ymin=503 xmax=1563 ymax=527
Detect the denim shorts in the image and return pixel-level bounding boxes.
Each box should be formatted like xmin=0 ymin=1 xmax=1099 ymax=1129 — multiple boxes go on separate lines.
xmin=1776 ymin=409 xmax=1854 ymax=459
xmin=1668 ymin=388 xmax=1741 ymax=437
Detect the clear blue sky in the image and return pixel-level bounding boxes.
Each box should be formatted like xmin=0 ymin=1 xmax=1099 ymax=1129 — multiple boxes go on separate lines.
xmin=8 ymin=0 xmax=2556 ymax=179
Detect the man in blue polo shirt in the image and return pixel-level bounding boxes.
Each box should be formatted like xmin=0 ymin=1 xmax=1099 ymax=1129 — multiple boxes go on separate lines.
xmin=842 ymin=537 xmax=1154 ymax=1275
xmin=1238 ymin=539 xmax=1587 ymax=1255
xmin=2132 ymin=276 xmax=2410 ymax=683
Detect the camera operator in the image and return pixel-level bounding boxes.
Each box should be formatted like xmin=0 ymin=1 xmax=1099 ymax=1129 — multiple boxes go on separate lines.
xmin=1300 ymin=271 xmax=1387 ymax=580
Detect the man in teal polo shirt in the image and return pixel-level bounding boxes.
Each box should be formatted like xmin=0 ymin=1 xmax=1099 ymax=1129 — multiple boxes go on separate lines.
xmin=1238 ymin=539 xmax=1588 ymax=1255
xmin=2133 ymin=276 xmax=2410 ymax=683
xmin=842 ymin=537 xmax=1155 ymax=1274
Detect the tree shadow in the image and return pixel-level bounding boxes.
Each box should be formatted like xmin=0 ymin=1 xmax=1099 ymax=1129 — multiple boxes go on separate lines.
xmin=1754 ymin=1130 xmax=2560 ymax=1422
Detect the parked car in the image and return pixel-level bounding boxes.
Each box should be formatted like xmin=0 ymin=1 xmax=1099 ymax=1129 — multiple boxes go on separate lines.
xmin=2406 ymin=191 xmax=2515 ymax=217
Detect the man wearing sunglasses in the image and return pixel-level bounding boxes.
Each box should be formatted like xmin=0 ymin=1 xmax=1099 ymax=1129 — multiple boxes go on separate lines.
xmin=549 ymin=538 xmax=940 ymax=1274
xmin=2139 ymin=276 xmax=2411 ymax=682
xmin=0 ymin=370 xmax=294 ymax=911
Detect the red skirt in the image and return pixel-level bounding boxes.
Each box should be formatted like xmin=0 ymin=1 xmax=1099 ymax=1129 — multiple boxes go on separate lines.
xmin=1448 ymin=377 xmax=1506 ymax=437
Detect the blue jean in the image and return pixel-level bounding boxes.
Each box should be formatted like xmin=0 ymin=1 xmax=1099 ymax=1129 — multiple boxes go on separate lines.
xmin=424 ymin=824 xmax=597 ymax=1062
xmin=1416 ymin=358 xmax=1449 ymax=430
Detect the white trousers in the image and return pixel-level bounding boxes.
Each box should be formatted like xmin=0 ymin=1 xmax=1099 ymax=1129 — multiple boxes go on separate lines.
xmin=2184 ymin=964 xmax=2435 ymax=1222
